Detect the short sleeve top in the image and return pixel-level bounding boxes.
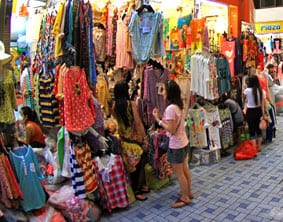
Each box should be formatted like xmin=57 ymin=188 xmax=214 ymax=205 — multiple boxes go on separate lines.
xmin=163 ymin=104 xmax=188 ymax=149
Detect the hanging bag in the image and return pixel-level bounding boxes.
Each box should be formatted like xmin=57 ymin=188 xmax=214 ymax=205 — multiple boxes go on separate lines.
xmin=259 ymin=116 xmax=268 ymax=130
xmin=259 ymin=95 xmax=269 ymax=130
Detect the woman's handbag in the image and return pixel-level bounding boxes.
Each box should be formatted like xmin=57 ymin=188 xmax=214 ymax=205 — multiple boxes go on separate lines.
xmin=260 ymin=97 xmax=269 ymax=130
xmin=159 ymin=134 xmax=169 ymax=150
xmin=259 ymin=116 xmax=268 ymax=130
xmin=159 ymin=116 xmax=182 ymax=150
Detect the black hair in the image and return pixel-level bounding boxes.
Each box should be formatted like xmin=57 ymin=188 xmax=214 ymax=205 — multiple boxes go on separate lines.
xmin=246 ymin=75 xmax=262 ymax=106
xmin=266 ymin=63 xmax=274 ymax=69
xmin=114 ymin=81 xmax=131 ymax=127
xmin=165 ymin=80 xmax=183 ymax=110
xmin=21 ymin=106 xmax=39 ymax=122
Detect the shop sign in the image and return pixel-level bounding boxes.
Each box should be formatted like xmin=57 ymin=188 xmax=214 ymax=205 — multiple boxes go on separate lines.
xmin=255 ymin=21 xmax=283 ymax=34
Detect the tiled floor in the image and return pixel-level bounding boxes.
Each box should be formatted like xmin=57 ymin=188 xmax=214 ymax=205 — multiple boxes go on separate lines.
xmin=100 ymin=116 xmax=283 ymax=222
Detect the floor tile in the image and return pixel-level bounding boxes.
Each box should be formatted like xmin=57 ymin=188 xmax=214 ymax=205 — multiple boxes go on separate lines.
xmin=100 ymin=116 xmax=283 ymax=221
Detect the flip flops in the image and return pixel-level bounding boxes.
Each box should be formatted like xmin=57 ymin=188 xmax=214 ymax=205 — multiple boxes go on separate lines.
xmin=171 ymin=198 xmax=190 ymax=208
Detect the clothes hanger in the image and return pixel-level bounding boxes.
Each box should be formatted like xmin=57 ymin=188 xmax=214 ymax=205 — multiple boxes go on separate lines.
xmin=136 ymin=3 xmax=154 ymax=15
xmin=148 ymin=58 xmax=164 ymax=71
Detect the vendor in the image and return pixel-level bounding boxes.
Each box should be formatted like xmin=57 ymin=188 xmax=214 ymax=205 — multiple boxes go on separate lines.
xmin=17 ymin=106 xmax=46 ymax=148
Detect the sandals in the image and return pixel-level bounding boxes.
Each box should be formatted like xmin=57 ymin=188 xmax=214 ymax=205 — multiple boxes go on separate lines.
xmin=135 ymin=192 xmax=148 ymax=201
xmin=171 ymin=198 xmax=190 ymax=208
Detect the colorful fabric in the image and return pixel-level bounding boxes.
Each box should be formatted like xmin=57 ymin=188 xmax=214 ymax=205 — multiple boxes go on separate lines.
xmin=93 ymin=154 xmax=130 ymax=212
xmin=69 ymin=143 xmax=86 ymax=199
xmin=187 ymin=107 xmax=208 ymax=148
xmin=74 ymin=143 xmax=98 ymax=194
xmin=0 ymin=154 xmax=22 ymax=208
xmin=121 ymin=141 xmax=143 ymax=173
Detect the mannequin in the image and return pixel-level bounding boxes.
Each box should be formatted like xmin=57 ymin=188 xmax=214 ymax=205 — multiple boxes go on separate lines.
xmin=0 ymin=40 xmax=17 ymax=135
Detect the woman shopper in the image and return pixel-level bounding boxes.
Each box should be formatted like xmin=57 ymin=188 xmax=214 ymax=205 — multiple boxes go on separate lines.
xmin=112 ymin=80 xmax=149 ymax=201
xmin=152 ymin=80 xmax=193 ymax=208
xmin=17 ymin=106 xmax=46 ymax=148
xmin=243 ymin=75 xmax=266 ymax=151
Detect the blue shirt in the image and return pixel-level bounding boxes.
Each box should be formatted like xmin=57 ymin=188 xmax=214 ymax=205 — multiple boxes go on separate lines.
xmin=129 ymin=11 xmax=165 ymax=64
xmin=9 ymin=146 xmax=46 ymax=212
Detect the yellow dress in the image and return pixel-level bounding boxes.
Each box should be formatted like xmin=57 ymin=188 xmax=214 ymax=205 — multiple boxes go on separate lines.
xmin=0 ymin=69 xmax=17 ymax=124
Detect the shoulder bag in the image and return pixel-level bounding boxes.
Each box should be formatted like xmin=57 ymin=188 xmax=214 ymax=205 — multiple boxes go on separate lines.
xmin=159 ymin=116 xmax=182 ymax=150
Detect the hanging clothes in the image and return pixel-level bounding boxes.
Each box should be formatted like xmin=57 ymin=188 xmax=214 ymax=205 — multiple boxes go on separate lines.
xmin=93 ymin=25 xmax=106 ymax=63
xmin=216 ymin=55 xmax=231 ymax=95
xmin=51 ymin=0 xmax=66 ymax=59
xmin=175 ymin=75 xmax=191 ymax=117
xmin=0 ymin=69 xmax=17 ymax=128
xmin=76 ymin=1 xmax=97 ymax=86
xmin=221 ymin=39 xmax=236 ymax=77
xmin=190 ymin=17 xmax=206 ymax=53
xmin=38 ymin=72 xmax=60 ymax=128
xmin=93 ymin=154 xmax=130 ymax=212
xmin=129 ymin=11 xmax=165 ymax=64
xmin=115 ymin=7 xmax=134 ymax=70
xmin=187 ymin=106 xmax=209 ymax=148
xmin=190 ymin=53 xmax=219 ymax=100
xmin=9 ymin=146 xmax=46 ymax=212
xmin=203 ymin=104 xmax=222 ymax=150
xmin=0 ymin=153 xmax=24 ymax=208
xmin=69 ymin=142 xmax=86 ymax=199
xmin=53 ymin=63 xmax=67 ymax=126
xmin=96 ymin=74 xmax=110 ymax=117
xmin=34 ymin=8 xmax=57 ymax=77
xmin=219 ymin=107 xmax=234 ymax=149
xmin=105 ymin=4 xmax=118 ymax=66
xmin=74 ymin=142 xmax=98 ymax=194
xmin=20 ymin=67 xmax=35 ymax=110
xmin=63 ymin=66 xmax=95 ymax=132
xmin=143 ymin=66 xmax=169 ymax=124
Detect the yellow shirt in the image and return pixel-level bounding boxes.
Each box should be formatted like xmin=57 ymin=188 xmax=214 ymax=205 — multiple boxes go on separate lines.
xmin=52 ymin=1 xmax=65 ymax=58
xmin=0 ymin=69 xmax=17 ymax=124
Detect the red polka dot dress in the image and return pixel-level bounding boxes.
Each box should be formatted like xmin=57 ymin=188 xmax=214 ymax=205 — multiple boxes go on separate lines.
xmin=63 ymin=66 xmax=95 ymax=131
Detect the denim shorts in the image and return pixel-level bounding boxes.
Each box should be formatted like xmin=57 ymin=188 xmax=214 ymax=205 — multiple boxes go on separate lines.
xmin=167 ymin=145 xmax=188 ymax=164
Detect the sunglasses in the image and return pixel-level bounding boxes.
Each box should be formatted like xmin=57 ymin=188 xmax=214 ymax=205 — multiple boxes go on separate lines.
xmin=74 ymin=83 xmax=81 ymax=96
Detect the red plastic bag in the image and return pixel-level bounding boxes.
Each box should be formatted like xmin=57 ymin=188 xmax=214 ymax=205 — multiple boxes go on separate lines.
xmin=234 ymin=140 xmax=258 ymax=160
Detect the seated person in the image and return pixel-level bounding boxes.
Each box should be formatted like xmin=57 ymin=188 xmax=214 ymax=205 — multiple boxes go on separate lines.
xmin=17 ymin=106 xmax=46 ymax=148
